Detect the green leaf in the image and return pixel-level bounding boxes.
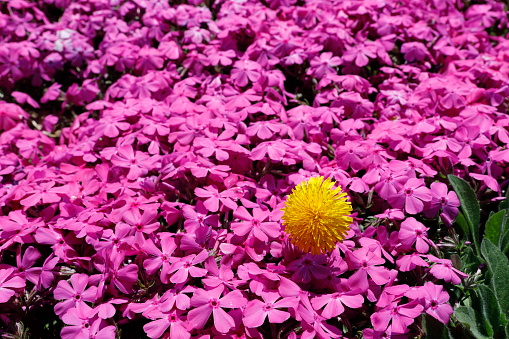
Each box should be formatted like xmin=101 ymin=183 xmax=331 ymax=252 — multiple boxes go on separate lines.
xmin=485 ymin=210 xmax=508 ymax=248
xmin=499 ymin=188 xmax=509 ymax=211
xmin=501 ymin=230 xmax=509 ymax=257
xmin=481 ymin=239 xmax=509 ymax=314
xmin=423 ymin=313 xmax=453 ymax=339
xmin=455 ymin=212 xmax=469 ymax=240
xmin=454 ymin=306 xmax=490 ymax=339
xmin=473 ymin=285 xmax=502 ymax=337
xmin=448 ymin=175 xmax=481 ymax=255
xmin=461 ymin=246 xmax=482 ymax=273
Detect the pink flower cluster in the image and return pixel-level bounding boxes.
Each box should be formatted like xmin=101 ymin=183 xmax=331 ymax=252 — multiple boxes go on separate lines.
xmin=0 ymin=0 xmax=508 ymax=338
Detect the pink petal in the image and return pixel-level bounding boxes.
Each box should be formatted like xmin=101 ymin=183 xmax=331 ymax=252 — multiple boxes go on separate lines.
xmin=169 ymin=321 xmax=191 ymax=339
xmin=144 ymin=318 xmax=170 ymax=339
xmin=212 ymin=307 xmax=235 ymax=333
xmin=70 ymin=274 xmax=89 ymax=294
xmin=322 ymin=299 xmax=345 ymax=318
xmin=267 ymin=308 xmax=290 ymax=323
xmin=54 ymin=280 xmax=75 ymax=300
xmin=405 ymin=196 xmax=424 ymax=214
xmin=187 ymin=304 xmax=212 ymax=330
xmin=243 ymin=300 xmax=265 ymax=327
xmin=220 ymin=290 xmax=246 ymax=308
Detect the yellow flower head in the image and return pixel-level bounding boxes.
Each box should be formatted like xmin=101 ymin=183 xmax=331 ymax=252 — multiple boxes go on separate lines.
xmin=281 ymin=176 xmax=353 ymax=255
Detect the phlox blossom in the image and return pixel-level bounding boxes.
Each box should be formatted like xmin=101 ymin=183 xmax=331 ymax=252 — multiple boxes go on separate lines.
xmin=187 ymin=286 xmax=247 ymax=333
xmin=405 ymin=282 xmax=453 ymax=324
xmin=243 ymin=291 xmax=297 ymax=327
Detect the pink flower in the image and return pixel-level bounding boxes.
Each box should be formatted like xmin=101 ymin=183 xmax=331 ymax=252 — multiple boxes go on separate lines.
xmin=288 ymin=254 xmax=330 ymax=284
xmin=311 ymin=283 xmax=364 ymax=318
xmin=0 ymin=102 xmax=28 ymax=131
xmin=334 ymin=140 xmax=367 ymax=172
xmin=0 ymin=210 xmax=41 ymax=250
xmin=297 ymin=292 xmax=343 ymax=339
xmin=122 ymin=208 xmax=160 ymax=244
xmin=396 ymin=253 xmax=429 ymax=272
xmin=54 ymin=274 xmax=98 ymax=316
xmin=0 ymin=267 xmax=25 ymax=303
xmin=250 ymin=140 xmax=287 ymax=161
xmin=243 ymin=291 xmax=297 ymax=327
xmin=371 ymin=300 xmax=424 ymax=334
xmin=231 ymin=60 xmax=261 ymax=87
xmin=142 ymin=234 xmax=177 ymax=283
xmin=231 ymin=206 xmax=280 ymax=242
xmin=194 ymin=185 xmax=239 ymax=212
xmin=428 ymin=257 xmax=468 ymax=285
xmin=167 ymin=250 xmax=208 ymax=284
xmin=401 ymin=42 xmax=429 ymax=62
xmin=110 ymin=145 xmax=155 ymax=180
xmin=20 ymin=181 xmax=61 ymax=207
xmin=342 ymin=44 xmax=377 ymax=67
xmin=60 ymin=304 xmax=115 ymax=339
xmin=348 ymin=247 xmax=392 ymax=290
xmin=308 ymin=52 xmax=341 ymax=78
xmin=187 ymin=286 xmax=247 ymax=333
xmin=144 ymin=309 xmax=190 ymax=339
xmin=202 ymin=256 xmax=241 ymax=290
xmin=398 ymin=217 xmax=431 ymax=253
xmin=424 ymin=182 xmax=460 ymax=225
xmin=405 ymin=282 xmax=453 ymax=324
xmin=392 ymin=178 xmax=432 ymax=214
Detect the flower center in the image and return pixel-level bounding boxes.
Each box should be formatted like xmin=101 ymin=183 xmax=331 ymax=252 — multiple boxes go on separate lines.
xmin=263 ymin=303 xmax=274 ymax=311
xmin=209 ymin=299 xmax=219 ymax=308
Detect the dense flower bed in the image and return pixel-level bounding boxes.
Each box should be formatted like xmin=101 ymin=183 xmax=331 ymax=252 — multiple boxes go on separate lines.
xmin=0 ymin=0 xmax=508 ymax=338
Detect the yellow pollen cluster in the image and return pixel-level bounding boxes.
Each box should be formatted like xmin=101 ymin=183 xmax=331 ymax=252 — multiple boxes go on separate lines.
xmin=281 ymin=176 xmax=353 ymax=255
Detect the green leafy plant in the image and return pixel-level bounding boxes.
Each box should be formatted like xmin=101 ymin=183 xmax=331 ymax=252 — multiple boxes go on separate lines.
xmin=448 ymin=175 xmax=509 ymax=339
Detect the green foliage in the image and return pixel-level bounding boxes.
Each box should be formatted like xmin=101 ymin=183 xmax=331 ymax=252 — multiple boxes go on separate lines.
xmin=449 ymin=175 xmax=509 ymax=339
xmin=455 ymin=306 xmax=490 ymax=339
xmin=448 ymin=175 xmax=481 ymax=255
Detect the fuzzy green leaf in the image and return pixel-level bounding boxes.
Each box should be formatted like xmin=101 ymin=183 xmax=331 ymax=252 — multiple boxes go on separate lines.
xmin=481 ymin=239 xmax=509 ymax=314
xmin=473 ymin=285 xmax=502 ymax=337
xmin=485 ymin=210 xmax=508 ymax=248
xmin=448 ymin=175 xmax=480 ymax=255
xmin=454 ymin=306 xmax=490 ymax=339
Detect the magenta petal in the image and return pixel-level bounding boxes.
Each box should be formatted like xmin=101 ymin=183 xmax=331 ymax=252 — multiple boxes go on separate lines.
xmin=220 ymin=290 xmax=246 ymax=308
xmin=54 ymin=280 xmax=75 ymax=300
xmin=203 ymin=198 xmax=219 ymax=213
xmin=169 ymin=321 xmax=191 ymax=339
xmin=0 ymin=287 xmax=16 ymax=303
xmin=212 ymin=307 xmax=235 ymax=333
xmin=187 ymin=304 xmax=212 ymax=329
xmin=82 ymin=286 xmax=98 ymax=302
xmin=322 ymin=299 xmax=345 ymax=318
xmin=428 ymin=304 xmax=453 ymax=324
xmin=267 ymin=308 xmax=290 ymax=323
xmin=70 ymin=274 xmax=89 ymax=293
xmin=340 ymin=294 xmax=364 ymax=309
xmin=144 ymin=318 xmax=170 ymax=339
xmin=398 ymin=303 xmax=424 ymax=318
xmin=405 ymin=196 xmax=423 ymax=214
xmin=243 ymin=300 xmax=265 ymax=328
xmin=21 ymin=247 xmax=41 ymax=266
xmin=371 ymin=310 xmax=391 ymax=332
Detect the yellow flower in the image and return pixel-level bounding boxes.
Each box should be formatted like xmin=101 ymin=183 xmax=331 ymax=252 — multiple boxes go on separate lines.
xmin=281 ymin=176 xmax=353 ymax=255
